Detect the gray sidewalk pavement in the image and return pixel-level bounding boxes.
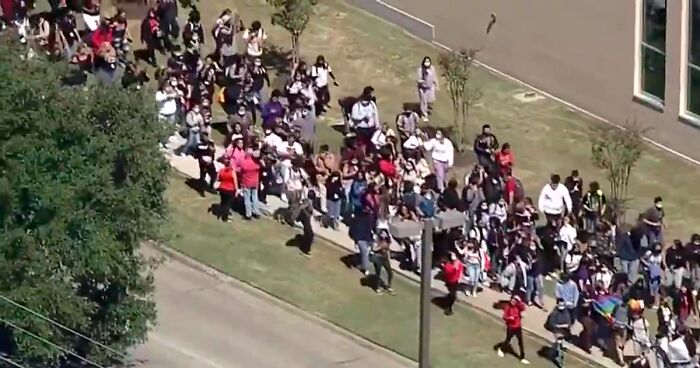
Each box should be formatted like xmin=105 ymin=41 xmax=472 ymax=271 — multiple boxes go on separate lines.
xmin=131 ymin=245 xmax=413 ymax=368
xmin=163 ymin=136 xmax=631 ymax=368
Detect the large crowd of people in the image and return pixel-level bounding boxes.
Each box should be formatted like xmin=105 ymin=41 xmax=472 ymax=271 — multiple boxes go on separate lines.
xmin=4 ymin=0 xmax=700 ymax=367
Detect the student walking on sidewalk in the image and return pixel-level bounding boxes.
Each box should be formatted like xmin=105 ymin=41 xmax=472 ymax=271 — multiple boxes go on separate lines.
xmin=441 ymin=251 xmax=463 ymax=316
xmin=497 ymin=295 xmax=530 ymax=365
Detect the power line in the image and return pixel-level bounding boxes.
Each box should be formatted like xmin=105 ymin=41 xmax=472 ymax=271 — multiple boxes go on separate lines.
xmin=0 ymin=316 xmax=105 ymax=368
xmin=0 ymin=295 xmax=130 ymax=363
xmin=0 ymin=355 xmax=29 ymax=368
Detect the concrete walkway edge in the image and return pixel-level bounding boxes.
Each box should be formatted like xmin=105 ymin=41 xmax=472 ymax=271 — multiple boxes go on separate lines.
xmin=146 ymin=242 xmax=418 ymax=367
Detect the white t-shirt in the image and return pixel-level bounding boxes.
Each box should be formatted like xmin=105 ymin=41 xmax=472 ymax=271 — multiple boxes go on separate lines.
xmin=243 ymin=28 xmax=267 ymax=57
xmin=276 ymin=141 xmax=304 ymax=157
xmin=264 ymin=132 xmax=283 ymax=148
xmin=155 ymin=90 xmax=177 ymax=116
xmin=311 ymin=65 xmax=331 ymax=87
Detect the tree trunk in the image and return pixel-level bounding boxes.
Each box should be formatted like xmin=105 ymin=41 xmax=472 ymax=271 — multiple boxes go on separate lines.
xmin=291 ymin=34 xmax=300 ymax=65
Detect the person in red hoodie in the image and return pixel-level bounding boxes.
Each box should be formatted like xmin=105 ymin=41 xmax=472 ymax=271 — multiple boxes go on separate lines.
xmin=496 ymin=295 xmax=530 ymax=364
xmin=441 ymin=251 xmax=464 ymax=316
xmin=495 ymin=142 xmax=514 ymax=177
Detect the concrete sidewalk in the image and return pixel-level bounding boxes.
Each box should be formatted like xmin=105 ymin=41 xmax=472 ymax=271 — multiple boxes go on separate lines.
xmin=132 ymin=245 xmax=413 ymax=368
xmin=162 ymin=137 xmax=622 ymax=368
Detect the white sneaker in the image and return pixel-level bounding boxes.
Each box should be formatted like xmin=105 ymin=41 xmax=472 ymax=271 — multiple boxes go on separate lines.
xmin=520 ymin=359 xmax=530 ymax=365
xmin=471 ymin=291 xmax=477 ymax=297
xmin=497 ymin=349 xmax=504 ymax=358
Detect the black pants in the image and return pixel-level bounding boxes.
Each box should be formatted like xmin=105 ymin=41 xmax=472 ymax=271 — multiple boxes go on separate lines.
xmin=500 ymin=327 xmax=525 ymax=360
xmin=315 ymin=85 xmax=330 ymax=115
xmin=159 ymin=12 xmax=179 ymax=41
xmin=298 ymin=211 xmax=314 ymax=254
xmin=219 ymin=189 xmax=235 ymax=221
xmin=199 ymin=163 xmax=216 ymax=189
xmin=445 ymin=282 xmax=459 ymax=312
xmin=372 ymin=254 xmax=393 ymax=290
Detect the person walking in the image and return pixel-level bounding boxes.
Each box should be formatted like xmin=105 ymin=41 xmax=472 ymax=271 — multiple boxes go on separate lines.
xmin=372 ymin=230 xmax=394 ymax=294
xmin=422 ymin=130 xmax=454 ymax=192
xmin=417 ymin=56 xmax=438 ymax=121
xmin=497 ymin=295 xmax=529 ymax=364
xmin=441 ymin=251 xmax=464 ymax=315
xmin=217 ymin=158 xmax=238 ymax=223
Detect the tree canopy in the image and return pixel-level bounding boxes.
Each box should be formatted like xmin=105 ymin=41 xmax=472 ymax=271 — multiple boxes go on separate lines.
xmin=267 ymin=0 xmax=319 ymax=64
xmin=0 ymin=35 xmax=168 ymax=367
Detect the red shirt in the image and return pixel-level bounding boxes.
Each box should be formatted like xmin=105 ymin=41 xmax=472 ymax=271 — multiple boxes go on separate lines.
xmin=90 ymin=27 xmax=113 ymax=51
xmin=504 ymin=176 xmax=518 ymax=203
xmin=217 ymin=167 xmax=237 ymax=192
xmin=238 ymin=156 xmax=261 ymax=189
xmin=502 ymin=301 xmax=526 ymax=329
xmin=442 ymin=260 xmax=464 ymax=284
xmin=378 ymin=159 xmax=397 ymax=179
xmin=496 ymin=150 xmax=513 ymax=169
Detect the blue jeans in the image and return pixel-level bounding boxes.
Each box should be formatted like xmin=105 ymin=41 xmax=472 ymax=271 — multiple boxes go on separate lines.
xmin=356 ymin=240 xmax=372 ymax=272
xmin=647 ymin=228 xmax=663 ymax=245
xmin=467 ymin=263 xmax=480 ymax=287
xmin=620 ymin=259 xmax=640 ymax=283
xmin=179 ymin=129 xmax=199 ymax=155
xmin=242 ymin=187 xmax=260 ymax=218
xmin=526 ymin=274 xmax=544 ymax=305
xmin=327 ymin=199 xmax=341 ymax=222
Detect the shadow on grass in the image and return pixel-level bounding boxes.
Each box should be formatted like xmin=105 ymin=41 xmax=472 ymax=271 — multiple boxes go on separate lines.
xmin=339 ymin=254 xmax=358 ymax=269
xmin=262 ymin=45 xmax=293 ymax=76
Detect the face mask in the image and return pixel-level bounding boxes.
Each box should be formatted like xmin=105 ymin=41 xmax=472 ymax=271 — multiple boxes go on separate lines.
xmin=221 ymin=15 xmax=231 ymax=22
xmin=423 ymin=62 xmax=431 ymax=68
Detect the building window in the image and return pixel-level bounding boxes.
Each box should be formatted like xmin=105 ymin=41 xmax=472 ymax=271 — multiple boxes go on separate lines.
xmin=640 ymin=0 xmax=667 ymax=102
xmin=688 ymin=0 xmax=700 ymax=116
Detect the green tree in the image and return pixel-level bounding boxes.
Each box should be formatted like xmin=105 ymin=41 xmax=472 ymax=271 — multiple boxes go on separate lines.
xmin=0 ymin=35 xmax=168 ymax=367
xmin=267 ymin=0 xmax=319 ymax=65
xmin=438 ymin=49 xmax=482 ymax=148
xmin=590 ymin=120 xmax=647 ymax=223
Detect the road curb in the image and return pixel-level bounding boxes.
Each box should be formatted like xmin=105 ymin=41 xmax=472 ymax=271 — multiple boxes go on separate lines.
xmin=146 ymin=242 xmax=418 ymax=368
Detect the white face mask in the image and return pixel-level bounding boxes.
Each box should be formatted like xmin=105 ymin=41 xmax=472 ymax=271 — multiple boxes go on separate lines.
xmin=423 ymin=62 xmax=431 ymax=68
xmin=221 ymin=15 xmax=231 ymax=23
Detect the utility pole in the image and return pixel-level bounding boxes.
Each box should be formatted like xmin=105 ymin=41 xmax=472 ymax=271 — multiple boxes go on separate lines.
xmin=389 ymin=210 xmax=465 ymax=368
xmin=418 ymin=219 xmax=433 ymax=368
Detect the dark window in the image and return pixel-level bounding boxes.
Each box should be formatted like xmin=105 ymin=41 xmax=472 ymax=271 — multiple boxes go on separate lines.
xmin=688 ymin=0 xmax=700 ymax=115
xmin=640 ymin=0 xmax=667 ymax=102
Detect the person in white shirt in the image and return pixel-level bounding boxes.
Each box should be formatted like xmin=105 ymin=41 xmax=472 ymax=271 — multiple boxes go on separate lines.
xmin=538 ymin=174 xmax=572 ymax=226
xmin=242 ymin=20 xmax=267 ymax=58
xmin=370 ymin=123 xmax=395 ymax=152
xmin=311 ymin=55 xmax=338 ymax=116
xmin=155 ymin=84 xmax=179 ymax=125
xmin=558 ymin=215 xmax=578 ymax=271
xmin=263 ymin=129 xmax=283 ymax=149
xmin=422 ymin=130 xmax=454 ymax=191
xmin=350 ymin=92 xmax=379 ymax=144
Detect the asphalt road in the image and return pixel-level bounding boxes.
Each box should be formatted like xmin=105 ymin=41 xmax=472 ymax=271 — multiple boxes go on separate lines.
xmin=130 ymin=249 xmax=411 ymax=368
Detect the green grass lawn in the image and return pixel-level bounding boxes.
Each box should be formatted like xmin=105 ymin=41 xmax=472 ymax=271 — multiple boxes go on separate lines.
xmin=164 ymin=174 xmax=597 ymax=368
xmin=130 ymin=0 xmax=700 ymax=241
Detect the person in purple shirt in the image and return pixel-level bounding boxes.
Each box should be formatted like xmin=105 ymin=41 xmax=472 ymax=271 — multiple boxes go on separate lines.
xmin=262 ymin=89 xmax=285 ymax=129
